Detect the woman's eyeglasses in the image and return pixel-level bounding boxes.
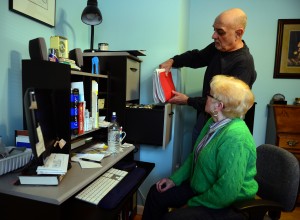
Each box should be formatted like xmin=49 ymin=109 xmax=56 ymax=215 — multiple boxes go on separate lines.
xmin=206 ymin=92 xmax=215 ymax=100
xmin=206 ymin=92 xmax=225 ymax=108
xmin=206 ymin=92 xmax=218 ymax=100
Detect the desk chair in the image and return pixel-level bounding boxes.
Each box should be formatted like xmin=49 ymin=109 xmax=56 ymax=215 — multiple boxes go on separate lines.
xmin=232 ymin=144 xmax=300 ymax=220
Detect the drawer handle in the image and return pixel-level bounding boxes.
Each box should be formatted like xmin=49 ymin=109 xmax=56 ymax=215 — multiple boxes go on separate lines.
xmin=130 ymin=68 xmax=138 ymax=72
xmin=287 ymin=140 xmax=298 ymax=147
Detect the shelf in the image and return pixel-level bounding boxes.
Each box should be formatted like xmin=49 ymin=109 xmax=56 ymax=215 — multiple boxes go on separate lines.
xmin=71 ymin=70 xmax=108 ymax=78
xmin=70 ymin=127 xmax=105 ymax=140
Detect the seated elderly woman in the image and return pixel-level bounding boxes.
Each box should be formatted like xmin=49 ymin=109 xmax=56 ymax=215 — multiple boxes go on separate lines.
xmin=142 ymin=75 xmax=258 ymax=220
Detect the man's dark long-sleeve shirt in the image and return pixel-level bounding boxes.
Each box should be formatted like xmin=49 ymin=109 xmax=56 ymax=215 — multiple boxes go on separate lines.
xmin=172 ymin=41 xmax=257 ymax=111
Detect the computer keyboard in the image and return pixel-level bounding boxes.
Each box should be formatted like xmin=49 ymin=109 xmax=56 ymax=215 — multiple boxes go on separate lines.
xmin=75 ymin=167 xmax=128 ymax=205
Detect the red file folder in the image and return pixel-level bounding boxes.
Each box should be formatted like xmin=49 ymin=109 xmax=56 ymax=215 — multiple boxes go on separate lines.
xmin=153 ymin=69 xmax=176 ymax=103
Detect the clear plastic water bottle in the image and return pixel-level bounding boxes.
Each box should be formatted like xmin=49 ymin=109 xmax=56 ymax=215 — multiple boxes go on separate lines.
xmin=107 ymin=112 xmax=120 ymax=154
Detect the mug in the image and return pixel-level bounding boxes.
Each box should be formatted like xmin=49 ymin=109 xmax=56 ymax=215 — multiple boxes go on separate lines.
xmin=98 ymin=43 xmax=109 ymax=51
xmin=120 ymin=131 xmax=126 ymax=143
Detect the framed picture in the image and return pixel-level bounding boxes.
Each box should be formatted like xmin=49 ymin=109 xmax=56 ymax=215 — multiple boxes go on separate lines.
xmin=274 ymin=19 xmax=300 ymax=79
xmin=9 ymin=0 xmax=56 ymax=27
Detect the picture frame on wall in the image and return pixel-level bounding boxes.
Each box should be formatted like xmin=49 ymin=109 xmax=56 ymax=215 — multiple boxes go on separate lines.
xmin=9 ymin=0 xmax=56 ymax=27
xmin=274 ymin=19 xmax=300 ymax=79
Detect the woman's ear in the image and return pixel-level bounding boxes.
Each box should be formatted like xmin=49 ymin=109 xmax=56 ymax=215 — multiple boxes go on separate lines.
xmin=217 ymin=101 xmax=225 ymax=110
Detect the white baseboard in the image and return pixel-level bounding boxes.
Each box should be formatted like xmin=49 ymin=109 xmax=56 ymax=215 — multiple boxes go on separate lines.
xmin=137 ymin=205 xmax=144 ymax=215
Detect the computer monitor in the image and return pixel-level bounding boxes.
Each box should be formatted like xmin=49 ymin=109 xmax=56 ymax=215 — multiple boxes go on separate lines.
xmin=23 ymin=87 xmax=69 ymax=168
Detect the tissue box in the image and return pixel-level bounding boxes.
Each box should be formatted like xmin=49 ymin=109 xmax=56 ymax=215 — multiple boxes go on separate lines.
xmin=0 ymin=147 xmax=32 ymax=175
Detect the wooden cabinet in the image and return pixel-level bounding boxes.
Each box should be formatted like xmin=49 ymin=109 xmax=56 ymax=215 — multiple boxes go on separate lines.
xmin=266 ymin=104 xmax=300 ymax=160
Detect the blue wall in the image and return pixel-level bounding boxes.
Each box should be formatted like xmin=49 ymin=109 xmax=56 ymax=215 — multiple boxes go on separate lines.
xmin=1 ymin=0 xmax=299 ymax=205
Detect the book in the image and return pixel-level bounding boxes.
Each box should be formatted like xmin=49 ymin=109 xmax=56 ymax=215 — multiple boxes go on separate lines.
xmin=78 ymin=102 xmax=84 ymax=135
xmin=19 ymin=170 xmax=65 ymax=185
xmin=153 ymin=69 xmax=176 ymax=103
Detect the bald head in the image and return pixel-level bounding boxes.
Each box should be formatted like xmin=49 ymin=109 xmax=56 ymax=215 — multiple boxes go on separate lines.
xmin=212 ymin=8 xmax=247 ymax=52
xmin=216 ymin=8 xmax=247 ymax=30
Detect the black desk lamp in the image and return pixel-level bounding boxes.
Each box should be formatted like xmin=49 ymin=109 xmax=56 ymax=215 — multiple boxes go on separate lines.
xmin=81 ymin=0 xmax=103 ymax=52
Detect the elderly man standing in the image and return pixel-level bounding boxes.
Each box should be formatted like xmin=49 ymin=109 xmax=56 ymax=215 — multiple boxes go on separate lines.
xmin=160 ymin=8 xmax=257 ymax=146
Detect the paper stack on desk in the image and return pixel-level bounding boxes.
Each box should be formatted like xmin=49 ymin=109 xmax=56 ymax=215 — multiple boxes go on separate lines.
xmin=18 ymin=153 xmax=69 ymax=185
xmin=71 ymin=153 xmax=104 ymax=168
xmin=36 ymin=153 xmax=69 ymax=175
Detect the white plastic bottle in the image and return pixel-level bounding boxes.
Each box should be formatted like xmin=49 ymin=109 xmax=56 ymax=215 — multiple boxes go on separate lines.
xmin=107 ymin=112 xmax=120 ymax=154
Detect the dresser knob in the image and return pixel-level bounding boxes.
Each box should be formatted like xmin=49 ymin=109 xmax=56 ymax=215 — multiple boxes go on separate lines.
xmin=287 ymin=140 xmax=298 ymax=147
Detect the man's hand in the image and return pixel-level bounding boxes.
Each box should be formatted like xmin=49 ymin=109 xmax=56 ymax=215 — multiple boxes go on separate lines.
xmin=159 ymin=59 xmax=174 ymax=74
xmin=168 ymin=90 xmax=189 ymax=105
xmin=156 ymin=178 xmax=175 ymax=193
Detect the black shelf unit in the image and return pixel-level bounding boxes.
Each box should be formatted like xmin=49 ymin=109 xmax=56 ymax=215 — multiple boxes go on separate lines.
xmin=82 ymin=52 xmax=173 ymax=147
xmin=82 ymin=52 xmax=142 ymax=128
xmin=22 ymin=60 xmax=109 ymax=154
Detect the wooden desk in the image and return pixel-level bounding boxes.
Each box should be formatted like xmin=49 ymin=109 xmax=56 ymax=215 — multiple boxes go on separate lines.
xmin=0 ymin=146 xmax=154 ymax=220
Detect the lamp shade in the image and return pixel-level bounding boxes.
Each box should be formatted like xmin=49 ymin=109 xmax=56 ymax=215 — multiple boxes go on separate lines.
xmin=81 ymin=0 xmax=103 ymax=26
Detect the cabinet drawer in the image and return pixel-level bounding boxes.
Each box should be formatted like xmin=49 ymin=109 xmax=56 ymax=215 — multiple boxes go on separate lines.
xmin=277 ymin=134 xmax=300 ymax=157
xmin=126 ymin=59 xmax=140 ymax=101
xmin=273 ymin=105 xmax=300 ymax=133
xmin=124 ymin=104 xmax=173 ymax=148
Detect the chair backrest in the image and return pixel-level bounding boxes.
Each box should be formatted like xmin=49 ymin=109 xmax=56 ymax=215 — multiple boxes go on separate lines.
xmin=255 ymin=144 xmax=300 ymax=211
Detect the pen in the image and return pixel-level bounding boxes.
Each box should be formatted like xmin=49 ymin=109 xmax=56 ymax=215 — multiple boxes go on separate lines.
xmin=80 ymin=158 xmax=101 ymax=163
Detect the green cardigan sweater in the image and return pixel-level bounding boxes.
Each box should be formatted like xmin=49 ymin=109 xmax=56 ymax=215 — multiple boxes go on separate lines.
xmin=170 ymin=118 xmax=258 ymax=209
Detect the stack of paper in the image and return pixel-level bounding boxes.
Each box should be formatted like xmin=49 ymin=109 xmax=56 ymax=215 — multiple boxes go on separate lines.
xmin=18 ymin=153 xmax=69 ymax=185
xmin=36 ymin=153 xmax=69 ymax=175
xmin=153 ymin=69 xmax=176 ymax=103
xmin=71 ymin=153 xmax=104 ymax=168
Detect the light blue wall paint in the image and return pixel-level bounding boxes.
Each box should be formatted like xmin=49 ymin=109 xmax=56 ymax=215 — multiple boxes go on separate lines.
xmin=0 ymin=0 xmax=299 ymax=206
xmin=187 ymin=0 xmax=300 ymax=151
xmin=0 ymin=0 xmax=87 ymax=145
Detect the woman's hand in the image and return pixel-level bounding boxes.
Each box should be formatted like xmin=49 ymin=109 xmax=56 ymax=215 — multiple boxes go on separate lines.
xmin=156 ymin=178 xmax=175 ymax=193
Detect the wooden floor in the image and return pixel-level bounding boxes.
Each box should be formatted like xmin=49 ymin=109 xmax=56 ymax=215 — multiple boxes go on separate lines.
xmin=133 ymin=206 xmax=300 ymax=220
xmin=280 ymin=206 xmax=300 ymax=220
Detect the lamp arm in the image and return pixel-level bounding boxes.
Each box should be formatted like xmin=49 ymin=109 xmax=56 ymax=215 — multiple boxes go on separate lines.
xmin=90 ymin=25 xmax=94 ymax=51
